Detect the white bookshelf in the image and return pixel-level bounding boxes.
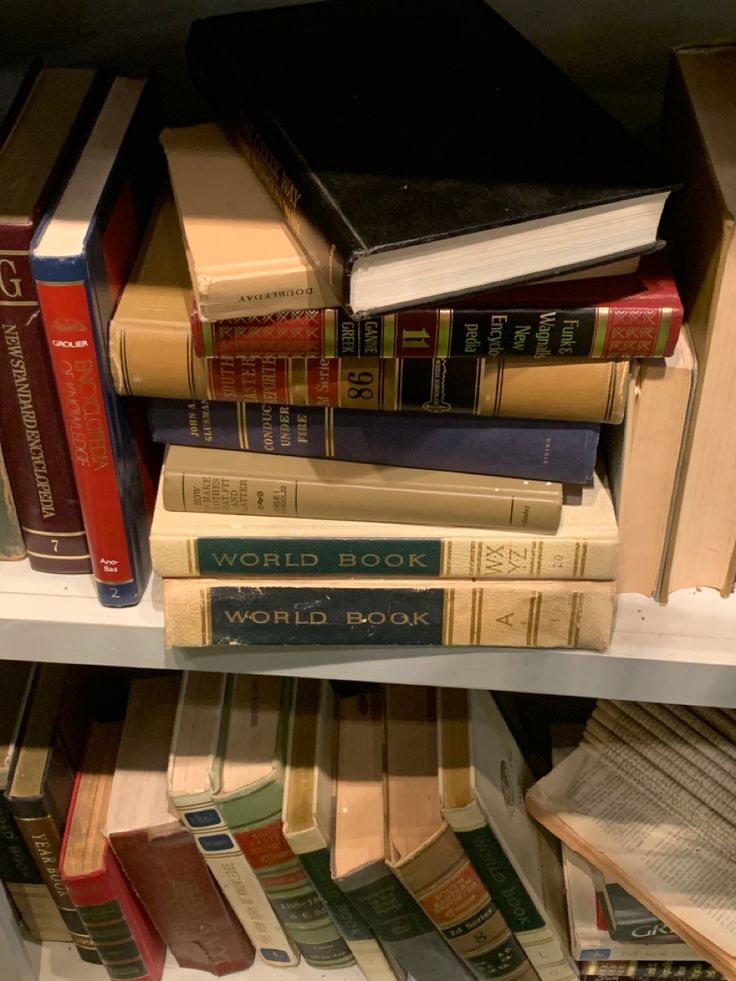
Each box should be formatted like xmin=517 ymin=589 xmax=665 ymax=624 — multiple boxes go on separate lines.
xmin=2 ymin=560 xmax=736 ymax=707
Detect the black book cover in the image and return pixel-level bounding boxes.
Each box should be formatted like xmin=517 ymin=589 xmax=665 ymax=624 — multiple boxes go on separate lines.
xmin=187 ymin=0 xmax=671 ymax=313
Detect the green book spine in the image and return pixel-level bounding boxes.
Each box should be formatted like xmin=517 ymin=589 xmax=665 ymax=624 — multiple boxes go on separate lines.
xmin=219 ymin=781 xmax=353 ymax=968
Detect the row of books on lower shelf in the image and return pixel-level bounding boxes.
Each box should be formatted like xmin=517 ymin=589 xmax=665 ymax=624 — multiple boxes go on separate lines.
xmin=0 ymin=661 xmax=722 ymax=981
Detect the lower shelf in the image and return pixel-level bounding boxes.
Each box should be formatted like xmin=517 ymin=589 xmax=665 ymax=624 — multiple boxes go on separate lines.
xmin=1 ymin=560 xmax=736 ymax=707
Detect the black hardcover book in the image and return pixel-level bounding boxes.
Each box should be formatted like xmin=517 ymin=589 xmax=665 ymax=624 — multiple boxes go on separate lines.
xmin=187 ymin=0 xmax=672 ymax=315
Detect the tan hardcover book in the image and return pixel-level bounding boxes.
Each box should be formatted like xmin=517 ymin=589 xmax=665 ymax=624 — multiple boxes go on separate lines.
xmin=151 ymin=467 xmax=617 ymax=581
xmin=161 ymin=444 xmax=562 ymax=532
xmin=659 ymin=44 xmax=736 ymax=595
xmin=526 ymin=702 xmax=736 ymax=978
xmin=384 ymin=684 xmax=536 ymax=981
xmin=109 ymin=197 xmax=628 ymax=424
xmin=163 ymin=576 xmax=615 ymax=650
xmin=161 ymin=123 xmax=336 ymax=320
xmin=605 ymin=327 xmax=697 ymax=597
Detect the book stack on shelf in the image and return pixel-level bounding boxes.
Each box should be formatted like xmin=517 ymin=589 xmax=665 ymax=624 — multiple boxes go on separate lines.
xmin=1 ymin=659 xmax=593 ymax=981
xmin=99 ymin=0 xmax=697 ymax=648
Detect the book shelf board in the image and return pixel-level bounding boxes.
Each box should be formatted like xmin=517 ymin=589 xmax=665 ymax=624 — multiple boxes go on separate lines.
xmin=1 ymin=560 xmax=736 ymax=707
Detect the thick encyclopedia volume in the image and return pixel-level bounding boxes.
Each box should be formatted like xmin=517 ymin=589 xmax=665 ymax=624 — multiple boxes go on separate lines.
xmin=164 ymin=577 xmax=615 ymax=650
xmin=187 ymin=0 xmax=670 ymax=315
xmin=149 ymin=399 xmax=600 ymax=485
xmin=30 ymin=76 xmax=162 ymax=607
xmin=193 ymin=256 xmax=683 ymax=360
xmin=0 ymin=68 xmax=101 ymax=574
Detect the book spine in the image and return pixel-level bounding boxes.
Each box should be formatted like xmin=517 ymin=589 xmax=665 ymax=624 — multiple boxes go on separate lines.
xmin=578 ymin=961 xmax=723 ymax=980
xmin=170 ymin=795 xmax=299 ymax=966
xmin=164 ymin=580 xmax=615 ymax=651
xmin=218 ymin=783 xmax=354 ymax=969
xmin=161 ymin=463 xmax=562 ymax=534
xmin=109 ymin=826 xmax=255 ymax=976
xmin=186 ymin=42 xmax=353 ymax=306
xmin=193 ymin=303 xmax=681 ymax=360
xmin=0 ymin=239 xmax=91 ymax=573
xmin=64 ymin=848 xmax=165 ymax=981
xmin=296 ymin=847 xmax=401 ymax=981
xmin=9 ymin=808 xmax=98 ymax=962
xmin=448 ymin=807 xmax=578 ymax=981
xmin=338 ymin=863 xmax=473 ymax=981
xmin=0 ymin=444 xmax=25 ymax=559
xmin=0 ymin=794 xmax=67 ymax=942
xmin=114 ymin=339 xmax=626 ymax=422
xmin=154 ymin=531 xmax=615 ymax=582
xmin=390 ymin=824 xmax=537 ymax=981
xmin=148 ymin=399 xmax=601 ymax=486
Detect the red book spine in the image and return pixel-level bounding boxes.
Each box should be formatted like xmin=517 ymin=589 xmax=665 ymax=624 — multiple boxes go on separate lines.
xmin=190 ymin=261 xmax=683 ymax=360
xmin=0 ymin=229 xmax=90 ymax=572
xmin=109 ymin=825 xmax=255 ymax=976
xmin=35 ymin=279 xmax=134 ymax=594
xmin=62 ymin=844 xmax=165 ymax=981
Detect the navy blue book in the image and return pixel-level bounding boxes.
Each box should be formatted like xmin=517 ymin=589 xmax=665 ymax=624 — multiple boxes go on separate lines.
xmin=148 ymin=399 xmax=599 ymax=485
xmin=30 ymin=77 xmax=163 ymax=607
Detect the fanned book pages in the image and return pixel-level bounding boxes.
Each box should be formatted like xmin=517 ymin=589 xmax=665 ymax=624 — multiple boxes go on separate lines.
xmin=384 ymin=684 xmax=537 ymax=980
xmin=526 ymin=701 xmax=736 ymax=977
xmin=167 ymin=671 xmax=297 ymax=968
xmin=0 ymin=445 xmax=25 ymax=560
xmin=151 ymin=469 xmax=617 ymax=581
xmin=187 ymin=0 xmax=671 ymax=315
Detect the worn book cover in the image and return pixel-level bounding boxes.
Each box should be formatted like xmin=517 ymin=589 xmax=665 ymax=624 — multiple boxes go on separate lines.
xmin=160 ymin=444 xmax=563 ymax=533
xmin=151 ymin=469 xmax=617 ymax=581
xmin=385 ymin=684 xmax=536 ymax=980
xmin=107 ymin=675 xmax=254 ymax=976
xmin=213 ymin=675 xmax=353 ymax=969
xmin=188 ymin=0 xmax=670 ymax=315
xmin=283 ymin=679 xmax=401 ymax=980
xmin=164 ymin=577 xmax=616 ymax=650
xmin=437 ymin=688 xmax=579 ymax=981
xmin=30 ymin=75 xmax=162 ymax=607
xmin=167 ymin=671 xmax=297 ymax=968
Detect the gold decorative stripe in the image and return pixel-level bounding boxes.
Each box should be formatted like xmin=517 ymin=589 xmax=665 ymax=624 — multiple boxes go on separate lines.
xmin=443 ymin=588 xmax=455 ymax=645
xmin=202 ymin=585 xmax=212 ymax=644
xmin=0 ymin=300 xmax=38 ymax=307
xmin=25 ymin=549 xmax=91 ymax=561
xmin=118 ymin=328 xmax=131 ymax=395
xmin=236 ymin=402 xmax=250 ymax=449
xmin=534 ymin=540 xmax=543 ymax=577
xmin=653 ymin=308 xmax=674 ymax=356
xmin=532 ymin=592 xmax=543 ymax=646
xmin=590 ymin=308 xmax=609 ymax=357
xmin=35 ymin=279 xmax=84 ymax=286
xmin=0 ymin=249 xmax=30 ymax=255
xmin=201 ymin=321 xmax=214 ymax=357
xmin=437 ymin=310 xmax=452 ymax=357
xmin=492 ymin=358 xmax=503 ymax=416
xmin=474 ymin=588 xmax=484 ymax=644
xmin=568 ymin=593 xmax=580 ymax=647
xmin=604 ymin=363 xmax=618 ymax=422
xmin=21 ymin=527 xmax=86 ymax=537
xmin=186 ymin=335 xmax=197 ymax=398
xmin=572 ymin=542 xmax=581 ymax=579
xmin=324 ymin=309 xmax=337 ymax=358
xmin=382 ymin=314 xmax=396 ymax=357
xmin=578 ymin=542 xmax=588 ymax=578
xmin=526 ymin=596 xmax=537 ymax=646
xmin=187 ymin=538 xmax=197 ymax=575
xmin=442 ymin=540 xmax=451 ymax=576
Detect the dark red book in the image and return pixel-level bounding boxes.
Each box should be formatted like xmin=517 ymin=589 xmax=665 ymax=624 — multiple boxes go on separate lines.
xmin=0 ymin=68 xmax=102 ymax=574
xmin=192 ymin=256 xmax=683 ymax=360
xmin=107 ymin=675 xmax=255 ymax=976
xmin=61 ymin=720 xmax=165 ymax=981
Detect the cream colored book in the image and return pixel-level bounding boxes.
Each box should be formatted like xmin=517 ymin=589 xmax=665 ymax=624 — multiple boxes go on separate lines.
xmin=151 ymin=469 xmax=617 ymax=580
xmin=526 ymin=702 xmax=736 ymax=978
xmin=160 ymin=123 xmax=336 ymax=320
xmin=161 ymin=443 xmax=563 ymax=532
xmin=605 ymin=327 xmax=697 ymax=597
xmin=164 ymin=576 xmax=615 ymax=650
xmin=167 ymin=671 xmax=298 ymax=968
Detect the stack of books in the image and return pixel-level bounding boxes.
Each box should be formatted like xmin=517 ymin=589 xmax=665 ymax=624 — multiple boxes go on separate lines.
xmin=527 ymin=700 xmax=736 ymax=978
xmin=0 ymin=659 xmax=587 ymax=980
xmin=102 ymin=0 xmax=692 ymax=644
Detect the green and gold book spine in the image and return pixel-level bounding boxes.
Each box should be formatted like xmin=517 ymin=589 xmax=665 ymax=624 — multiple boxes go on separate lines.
xmin=164 ymin=577 xmax=615 ymax=650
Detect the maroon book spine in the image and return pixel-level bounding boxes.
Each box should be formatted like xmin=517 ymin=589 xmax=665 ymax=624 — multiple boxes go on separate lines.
xmin=109 ymin=823 xmax=255 ymax=977
xmin=0 ymin=223 xmax=91 ymax=573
